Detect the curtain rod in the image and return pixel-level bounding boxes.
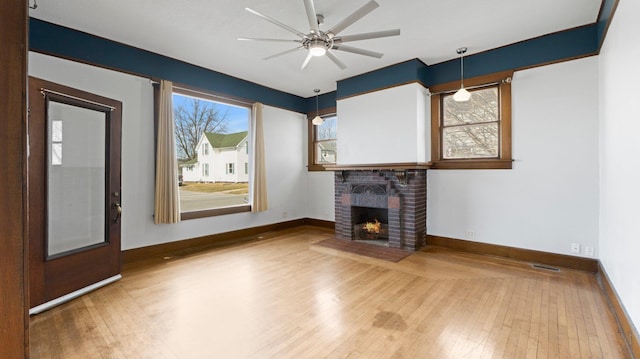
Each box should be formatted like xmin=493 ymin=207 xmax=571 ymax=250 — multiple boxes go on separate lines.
xmin=428 ymin=77 xmax=512 ymax=96
xmin=41 ymin=88 xmax=116 ymax=111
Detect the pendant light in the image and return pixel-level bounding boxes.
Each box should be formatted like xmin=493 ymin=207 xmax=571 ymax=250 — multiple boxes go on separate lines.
xmin=312 ymin=89 xmax=324 ymax=125
xmin=453 ymin=47 xmax=471 ymax=102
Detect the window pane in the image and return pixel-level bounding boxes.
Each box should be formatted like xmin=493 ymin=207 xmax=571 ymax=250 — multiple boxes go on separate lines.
xmin=443 ymin=123 xmax=499 ymax=159
xmin=174 ymin=93 xmax=250 ymax=212
xmin=443 ymin=87 xmax=498 ymax=126
xmin=315 ymin=140 xmax=337 ymax=164
xmin=316 ymin=116 xmax=337 ymax=140
xmin=47 ymin=101 xmax=106 ymax=255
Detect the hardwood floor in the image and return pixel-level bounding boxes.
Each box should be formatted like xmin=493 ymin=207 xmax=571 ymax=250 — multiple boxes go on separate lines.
xmin=30 ymin=226 xmax=630 ymax=358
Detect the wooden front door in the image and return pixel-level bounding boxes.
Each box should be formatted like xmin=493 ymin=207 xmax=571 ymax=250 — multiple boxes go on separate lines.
xmin=28 ymin=77 xmax=122 ymax=310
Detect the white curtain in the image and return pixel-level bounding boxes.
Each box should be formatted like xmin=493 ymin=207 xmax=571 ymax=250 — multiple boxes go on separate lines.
xmin=251 ymin=102 xmax=268 ymax=212
xmin=154 ymin=80 xmax=181 ymax=223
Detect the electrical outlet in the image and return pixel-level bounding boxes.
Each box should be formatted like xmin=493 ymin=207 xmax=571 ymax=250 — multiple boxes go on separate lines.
xmin=571 ymin=243 xmax=581 ymax=254
xmin=465 ymin=230 xmax=476 ymax=240
xmin=585 ymin=246 xmax=594 ymax=257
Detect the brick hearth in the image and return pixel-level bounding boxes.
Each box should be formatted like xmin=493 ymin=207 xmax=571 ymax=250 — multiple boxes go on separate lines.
xmin=334 ymin=169 xmax=427 ymax=251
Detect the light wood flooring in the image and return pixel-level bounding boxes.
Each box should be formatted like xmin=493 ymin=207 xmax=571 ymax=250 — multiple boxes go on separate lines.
xmin=30 ymin=226 xmax=630 ymax=358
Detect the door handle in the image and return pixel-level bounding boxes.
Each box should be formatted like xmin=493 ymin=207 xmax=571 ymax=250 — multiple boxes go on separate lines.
xmin=113 ymin=202 xmax=122 ymax=223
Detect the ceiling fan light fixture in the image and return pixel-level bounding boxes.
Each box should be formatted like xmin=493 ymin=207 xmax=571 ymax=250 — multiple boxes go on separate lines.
xmin=309 ymin=42 xmax=327 ymax=57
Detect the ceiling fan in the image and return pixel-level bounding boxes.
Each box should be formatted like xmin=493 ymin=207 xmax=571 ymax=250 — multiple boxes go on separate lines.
xmin=238 ymin=0 xmax=400 ymax=70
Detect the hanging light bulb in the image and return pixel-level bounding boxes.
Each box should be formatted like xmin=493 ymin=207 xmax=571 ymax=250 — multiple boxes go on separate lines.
xmin=453 ymin=47 xmax=471 ymax=102
xmin=312 ymin=89 xmax=323 ymax=125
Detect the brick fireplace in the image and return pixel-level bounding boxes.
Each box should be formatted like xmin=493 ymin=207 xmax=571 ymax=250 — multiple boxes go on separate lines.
xmin=333 ymin=168 xmax=427 ymax=251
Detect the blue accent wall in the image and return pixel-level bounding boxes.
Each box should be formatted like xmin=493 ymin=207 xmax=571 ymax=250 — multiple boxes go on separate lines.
xmin=336 ymin=25 xmax=598 ymax=100
xmin=31 ymin=0 xmax=616 ymax=112
xmin=336 ymin=59 xmax=428 ymax=99
xmin=29 ymin=18 xmax=307 ymax=113
xmin=426 ymin=25 xmax=598 ymax=87
xmin=597 ymin=0 xmax=618 ymax=47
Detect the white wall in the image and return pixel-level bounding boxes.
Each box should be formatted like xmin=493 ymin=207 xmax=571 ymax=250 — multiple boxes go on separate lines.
xmin=336 ymin=83 xmax=430 ymax=165
xmin=599 ymin=0 xmax=640 ymax=334
xmin=29 ymin=52 xmax=308 ymax=250
xmin=428 ymin=56 xmax=600 ymax=257
xmin=305 ymin=172 xmax=335 ymax=221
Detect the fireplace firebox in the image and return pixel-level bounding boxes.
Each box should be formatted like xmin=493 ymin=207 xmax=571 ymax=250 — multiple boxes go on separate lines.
xmin=334 ymin=169 xmax=427 ymax=251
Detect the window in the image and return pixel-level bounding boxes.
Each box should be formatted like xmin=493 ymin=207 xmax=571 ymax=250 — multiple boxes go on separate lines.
xmin=308 ymin=113 xmax=337 ymax=171
xmin=430 ymin=70 xmax=513 ymax=169
xmin=169 ymin=86 xmax=251 ymax=219
xmin=51 ymin=120 xmax=63 ymax=165
xmin=244 ymin=162 xmax=248 ymax=174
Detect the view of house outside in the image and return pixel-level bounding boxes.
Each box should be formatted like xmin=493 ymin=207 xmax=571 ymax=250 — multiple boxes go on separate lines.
xmin=173 ymin=93 xmax=250 ymax=212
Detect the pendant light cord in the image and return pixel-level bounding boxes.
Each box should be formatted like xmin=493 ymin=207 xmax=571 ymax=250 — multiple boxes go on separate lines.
xmin=460 ymin=54 xmax=464 ymax=87
xmin=457 ymin=47 xmax=467 ymax=88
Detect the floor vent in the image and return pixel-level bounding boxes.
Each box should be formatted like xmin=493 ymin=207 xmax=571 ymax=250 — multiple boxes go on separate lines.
xmin=532 ymin=264 xmax=560 ymax=272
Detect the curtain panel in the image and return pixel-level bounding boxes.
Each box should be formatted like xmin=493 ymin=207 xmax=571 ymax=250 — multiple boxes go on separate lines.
xmin=251 ymin=102 xmax=268 ymax=212
xmin=154 ymin=80 xmax=181 ymax=223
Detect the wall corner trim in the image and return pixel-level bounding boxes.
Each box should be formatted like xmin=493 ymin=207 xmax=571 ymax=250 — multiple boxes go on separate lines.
xmin=597 ymin=263 xmax=640 ymax=358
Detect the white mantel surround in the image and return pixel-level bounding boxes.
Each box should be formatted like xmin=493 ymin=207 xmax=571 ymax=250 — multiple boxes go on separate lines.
xmin=336 ymin=83 xmax=430 ymax=165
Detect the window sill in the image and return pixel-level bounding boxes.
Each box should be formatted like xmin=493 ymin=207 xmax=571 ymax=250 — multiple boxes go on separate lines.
xmin=308 ymin=164 xmax=335 ymax=172
xmin=430 ymin=159 xmax=513 ymax=170
xmin=181 ymin=204 xmax=251 ymax=220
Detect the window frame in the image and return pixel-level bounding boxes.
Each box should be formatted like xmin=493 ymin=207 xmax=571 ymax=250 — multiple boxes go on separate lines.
xmin=307 ymin=107 xmax=337 ymax=172
xmin=430 ymin=70 xmax=513 ymax=170
xmin=157 ymin=84 xmax=252 ymax=220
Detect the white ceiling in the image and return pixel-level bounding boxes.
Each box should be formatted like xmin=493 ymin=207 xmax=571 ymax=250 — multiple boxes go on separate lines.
xmin=30 ymin=0 xmax=602 ymax=98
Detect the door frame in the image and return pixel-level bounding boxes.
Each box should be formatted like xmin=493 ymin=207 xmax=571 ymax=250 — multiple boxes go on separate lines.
xmin=28 ymin=77 xmax=123 ymax=310
xmin=0 ymin=0 xmax=28 ymax=356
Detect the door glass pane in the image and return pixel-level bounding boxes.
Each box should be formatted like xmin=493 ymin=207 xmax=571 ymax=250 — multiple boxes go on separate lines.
xmin=47 ymin=101 xmax=106 ymax=256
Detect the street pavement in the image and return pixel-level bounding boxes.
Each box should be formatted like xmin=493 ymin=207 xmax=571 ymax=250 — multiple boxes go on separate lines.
xmin=179 ymin=188 xmax=248 ymax=212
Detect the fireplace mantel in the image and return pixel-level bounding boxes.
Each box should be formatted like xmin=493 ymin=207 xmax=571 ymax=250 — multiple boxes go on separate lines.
xmin=324 ymin=162 xmax=432 ymax=171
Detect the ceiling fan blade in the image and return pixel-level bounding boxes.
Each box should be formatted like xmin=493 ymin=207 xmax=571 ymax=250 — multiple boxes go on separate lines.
xmin=263 ymin=46 xmax=303 ymax=60
xmin=327 ymin=0 xmax=379 ymax=35
xmin=332 ymin=44 xmax=384 ymax=58
xmin=238 ymin=37 xmax=302 ymax=43
xmin=301 ymin=51 xmax=314 ymax=69
xmin=337 ymin=29 xmax=400 ymax=43
xmin=326 ymin=50 xmax=347 ymax=70
xmin=245 ymin=8 xmax=306 ymax=38
xmin=303 ymin=0 xmax=320 ymax=34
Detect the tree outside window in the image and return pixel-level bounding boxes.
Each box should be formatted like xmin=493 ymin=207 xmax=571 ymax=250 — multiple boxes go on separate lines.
xmin=308 ymin=114 xmax=337 ymax=171
xmin=430 ymin=70 xmax=513 ymax=169
xmin=171 ymin=89 xmax=251 ymax=218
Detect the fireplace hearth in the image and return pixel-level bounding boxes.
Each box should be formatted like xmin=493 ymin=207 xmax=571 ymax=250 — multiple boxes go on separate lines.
xmin=334 ymin=169 xmax=427 ymax=251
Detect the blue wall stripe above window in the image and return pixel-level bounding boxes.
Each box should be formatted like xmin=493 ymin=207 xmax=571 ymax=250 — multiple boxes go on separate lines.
xmin=597 ymin=0 xmax=619 ymax=49
xmin=336 ymin=24 xmax=598 ymax=100
xmin=30 ymin=0 xmax=616 ymax=112
xmin=426 ymin=24 xmax=598 ymax=88
xmin=29 ymin=18 xmax=307 ymax=113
